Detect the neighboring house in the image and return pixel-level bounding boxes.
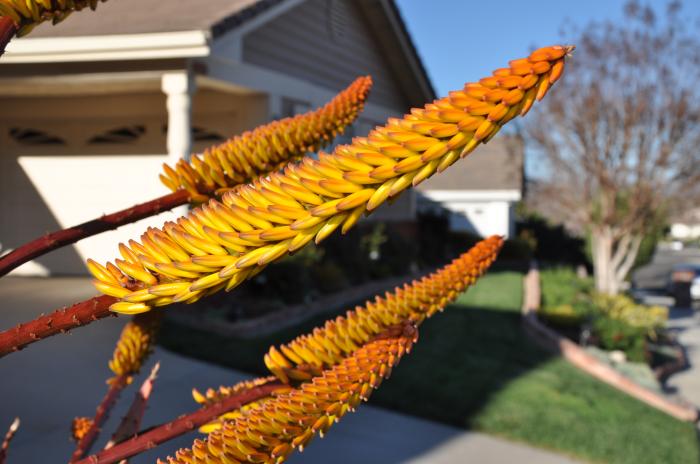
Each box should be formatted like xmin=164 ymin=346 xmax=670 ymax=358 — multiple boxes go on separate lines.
xmin=0 ymin=0 xmax=433 ymax=275
xmin=416 ymin=135 xmax=524 ymax=238
xmin=670 ymin=208 xmax=700 ymax=240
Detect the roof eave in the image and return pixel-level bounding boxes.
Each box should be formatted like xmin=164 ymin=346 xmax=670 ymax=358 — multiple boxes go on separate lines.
xmin=1 ymin=29 xmax=211 ymax=64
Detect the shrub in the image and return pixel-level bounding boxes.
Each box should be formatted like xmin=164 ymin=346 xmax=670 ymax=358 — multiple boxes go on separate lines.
xmin=541 ymin=267 xmax=593 ymax=310
xmin=592 ymin=317 xmax=648 ymax=363
xmin=590 ymin=293 xmax=668 ymax=339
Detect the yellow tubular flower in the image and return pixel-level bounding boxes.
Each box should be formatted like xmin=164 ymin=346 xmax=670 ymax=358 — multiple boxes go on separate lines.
xmin=90 ymin=45 xmax=572 ymax=314
xmin=192 ymin=376 xmax=288 ymax=406
xmin=0 ymin=0 xmax=106 ymax=37
xmin=160 ymin=76 xmax=374 ymax=202
xmin=107 ymin=311 xmax=161 ymax=383
xmin=161 ymin=323 xmax=418 ymax=464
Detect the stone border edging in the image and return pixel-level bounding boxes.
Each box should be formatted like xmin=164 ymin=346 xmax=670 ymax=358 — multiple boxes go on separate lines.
xmin=521 ymin=268 xmax=699 ymax=423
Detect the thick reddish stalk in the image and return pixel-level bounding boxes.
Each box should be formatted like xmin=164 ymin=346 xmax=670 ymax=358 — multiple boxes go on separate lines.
xmin=0 ymin=17 xmax=17 ymax=58
xmin=0 ymin=294 xmax=117 ymax=357
xmin=75 ymin=382 xmax=283 ymax=464
xmin=0 ymin=189 xmax=191 ymax=278
xmin=105 ymin=364 xmax=160 ymax=451
xmin=70 ymin=375 xmax=129 ymax=462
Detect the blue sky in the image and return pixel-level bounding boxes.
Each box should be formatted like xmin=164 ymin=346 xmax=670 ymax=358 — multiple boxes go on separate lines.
xmin=395 ymin=0 xmax=700 ymax=97
xmin=395 ymin=1 xmax=700 ymax=177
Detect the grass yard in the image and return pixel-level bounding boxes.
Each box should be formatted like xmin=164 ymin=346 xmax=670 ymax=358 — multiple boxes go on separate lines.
xmin=159 ymin=271 xmax=700 ymax=464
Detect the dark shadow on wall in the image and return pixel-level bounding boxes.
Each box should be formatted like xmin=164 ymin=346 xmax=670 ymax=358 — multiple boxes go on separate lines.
xmin=0 ymin=153 xmax=86 ymax=275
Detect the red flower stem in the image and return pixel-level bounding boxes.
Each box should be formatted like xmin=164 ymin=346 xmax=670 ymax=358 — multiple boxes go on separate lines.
xmin=0 ymin=17 xmax=16 ymax=58
xmin=0 ymin=418 xmax=20 ymax=464
xmin=0 ymin=294 xmax=118 ymax=358
xmin=70 ymin=375 xmax=129 ymax=463
xmin=74 ymin=382 xmax=284 ymax=464
xmin=104 ymin=364 xmax=160 ymax=451
xmin=0 ymin=189 xmax=191 ymax=278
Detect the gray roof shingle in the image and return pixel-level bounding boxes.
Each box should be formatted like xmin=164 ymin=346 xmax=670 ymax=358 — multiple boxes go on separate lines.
xmin=416 ymin=136 xmax=523 ymax=191
xmin=28 ymin=0 xmax=278 ymax=37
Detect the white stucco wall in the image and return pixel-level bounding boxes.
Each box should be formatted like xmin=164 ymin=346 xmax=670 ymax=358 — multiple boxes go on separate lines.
xmin=670 ymin=223 xmax=700 ymax=240
xmin=10 ymin=155 xmax=185 ymax=275
xmin=418 ymin=190 xmax=521 ymax=238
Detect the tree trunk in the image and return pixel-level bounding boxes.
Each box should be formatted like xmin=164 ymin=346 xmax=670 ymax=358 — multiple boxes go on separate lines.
xmin=591 ymin=227 xmax=643 ymax=295
xmin=591 ymin=226 xmax=617 ymax=295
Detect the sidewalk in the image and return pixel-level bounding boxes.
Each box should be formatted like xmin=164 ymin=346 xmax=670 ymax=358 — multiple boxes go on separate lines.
xmin=665 ymin=306 xmax=700 ymax=415
xmin=0 ymin=277 xmax=581 ymax=463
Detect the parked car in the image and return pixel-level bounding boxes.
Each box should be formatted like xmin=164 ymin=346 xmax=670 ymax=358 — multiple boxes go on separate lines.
xmin=667 ymin=264 xmax=700 ymax=305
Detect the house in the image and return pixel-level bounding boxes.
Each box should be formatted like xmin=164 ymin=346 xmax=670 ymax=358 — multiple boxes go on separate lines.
xmin=416 ymin=135 xmax=524 ymax=238
xmin=670 ymin=208 xmax=700 ymax=241
xmin=0 ymin=0 xmax=434 ymax=275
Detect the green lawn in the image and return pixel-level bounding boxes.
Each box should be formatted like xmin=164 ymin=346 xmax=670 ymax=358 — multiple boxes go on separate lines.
xmin=159 ymin=271 xmax=700 ymax=464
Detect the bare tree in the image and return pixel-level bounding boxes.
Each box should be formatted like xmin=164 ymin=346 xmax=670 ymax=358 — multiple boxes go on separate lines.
xmin=526 ymin=0 xmax=700 ymax=294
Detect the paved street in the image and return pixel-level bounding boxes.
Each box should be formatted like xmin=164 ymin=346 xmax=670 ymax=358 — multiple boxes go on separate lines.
xmin=633 ymin=246 xmax=700 ymax=290
xmin=640 ymin=295 xmax=700 ymax=419
xmin=666 ymin=307 xmax=700 ymax=411
xmin=0 ymin=277 xmax=582 ymax=463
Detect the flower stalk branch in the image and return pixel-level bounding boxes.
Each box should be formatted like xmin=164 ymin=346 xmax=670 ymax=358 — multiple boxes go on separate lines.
xmin=74 ymin=381 xmax=284 ymax=464
xmin=0 ymin=418 xmax=19 ymax=464
xmin=0 ymin=294 xmax=117 ymax=357
xmin=69 ymin=374 xmax=129 ymax=462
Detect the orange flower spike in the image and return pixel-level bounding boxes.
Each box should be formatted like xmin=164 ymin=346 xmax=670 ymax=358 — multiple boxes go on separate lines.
xmin=161 ymin=324 xmax=418 ymax=464
xmin=107 ymin=311 xmax=161 ymax=383
xmin=161 ymin=76 xmax=373 ymax=199
xmin=263 ymin=236 xmax=503 ymax=381
xmin=92 ymin=46 xmax=570 ymax=314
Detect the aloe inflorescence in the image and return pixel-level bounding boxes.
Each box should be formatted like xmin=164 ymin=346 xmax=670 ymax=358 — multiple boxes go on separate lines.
xmin=159 ymin=76 xmax=373 ymax=202
xmin=0 ymin=0 xmax=106 ymax=37
xmin=163 ymin=237 xmax=502 ymax=463
xmin=107 ymin=311 xmax=161 ymax=384
xmin=88 ymin=45 xmax=572 ymax=315
xmin=165 ymin=324 xmax=417 ymax=464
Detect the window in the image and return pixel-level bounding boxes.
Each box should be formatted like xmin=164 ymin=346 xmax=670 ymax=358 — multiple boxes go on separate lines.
xmin=88 ymin=125 xmax=145 ymax=144
xmin=9 ymin=127 xmax=65 ymax=145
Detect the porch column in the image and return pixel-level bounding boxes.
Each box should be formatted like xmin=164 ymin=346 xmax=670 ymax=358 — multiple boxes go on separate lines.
xmin=161 ymin=72 xmax=196 ymax=164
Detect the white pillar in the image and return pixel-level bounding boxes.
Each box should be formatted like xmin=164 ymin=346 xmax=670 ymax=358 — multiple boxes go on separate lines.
xmin=162 ymin=72 xmax=195 ymax=165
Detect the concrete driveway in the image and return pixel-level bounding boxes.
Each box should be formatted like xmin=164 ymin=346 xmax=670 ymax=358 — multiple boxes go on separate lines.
xmin=0 ymin=277 xmax=581 ymax=463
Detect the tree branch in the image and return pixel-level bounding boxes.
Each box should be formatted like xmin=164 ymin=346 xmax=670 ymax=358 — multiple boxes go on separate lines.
xmin=0 ymin=189 xmax=191 ymax=278
xmin=70 ymin=375 xmax=129 ymax=463
xmin=615 ymin=234 xmax=643 ymax=284
xmin=0 ymin=294 xmax=118 ymax=358
xmin=74 ymin=382 xmax=284 ymax=464
xmin=610 ymin=233 xmax=632 ymax=272
xmin=0 ymin=17 xmax=16 ymax=58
